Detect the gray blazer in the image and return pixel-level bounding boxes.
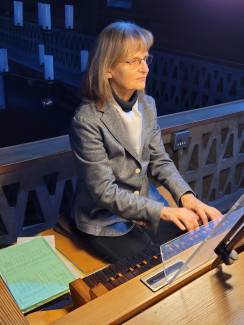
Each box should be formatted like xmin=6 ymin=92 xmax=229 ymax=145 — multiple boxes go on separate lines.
xmin=69 ymin=95 xmax=193 ymax=236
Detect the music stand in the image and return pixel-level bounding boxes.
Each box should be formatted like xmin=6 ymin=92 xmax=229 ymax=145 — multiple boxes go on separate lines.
xmin=212 ymin=213 xmax=244 ymax=268
xmin=141 ymin=193 xmax=244 ymax=291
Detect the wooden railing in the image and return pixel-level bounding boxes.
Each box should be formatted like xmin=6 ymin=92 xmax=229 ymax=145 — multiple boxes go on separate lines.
xmin=0 ymin=100 xmax=243 ymax=246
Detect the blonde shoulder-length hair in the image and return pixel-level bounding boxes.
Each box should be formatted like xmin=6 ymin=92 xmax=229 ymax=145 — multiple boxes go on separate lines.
xmin=81 ymin=21 xmax=154 ymax=110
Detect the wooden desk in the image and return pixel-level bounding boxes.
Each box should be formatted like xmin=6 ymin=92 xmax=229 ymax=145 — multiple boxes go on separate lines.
xmin=124 ymin=253 xmax=244 ymax=325
xmin=0 ymin=236 xmax=243 ymax=325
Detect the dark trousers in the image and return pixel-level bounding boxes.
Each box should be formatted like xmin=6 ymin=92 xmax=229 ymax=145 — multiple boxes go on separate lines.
xmin=80 ymin=218 xmax=185 ymax=263
xmin=78 ymin=187 xmax=184 ymax=263
xmin=81 ymin=225 xmax=156 ymax=263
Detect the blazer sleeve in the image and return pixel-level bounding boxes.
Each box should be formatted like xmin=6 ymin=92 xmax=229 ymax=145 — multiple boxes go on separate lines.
xmin=146 ymin=98 xmax=194 ymax=204
xmin=69 ymin=112 xmax=163 ymax=232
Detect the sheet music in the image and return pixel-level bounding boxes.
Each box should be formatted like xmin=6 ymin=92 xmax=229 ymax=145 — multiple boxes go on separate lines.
xmin=0 ymin=236 xmax=76 ymax=313
xmin=17 ymin=235 xmax=85 ymax=279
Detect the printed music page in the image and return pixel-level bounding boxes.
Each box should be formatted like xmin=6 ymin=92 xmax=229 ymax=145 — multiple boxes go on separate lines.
xmin=0 ymin=236 xmax=76 ymax=313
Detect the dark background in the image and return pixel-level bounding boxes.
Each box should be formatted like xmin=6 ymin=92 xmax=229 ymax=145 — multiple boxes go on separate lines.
xmin=0 ymin=0 xmax=244 ymax=147
xmin=1 ymin=0 xmax=244 ymax=64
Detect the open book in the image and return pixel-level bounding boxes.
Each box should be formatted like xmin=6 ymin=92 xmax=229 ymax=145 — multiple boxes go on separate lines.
xmin=0 ymin=236 xmax=76 ymax=313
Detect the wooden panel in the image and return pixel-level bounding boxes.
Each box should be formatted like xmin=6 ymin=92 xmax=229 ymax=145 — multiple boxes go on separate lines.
xmin=158 ymin=100 xmax=244 ymax=134
xmin=26 ymin=307 xmax=72 ymax=325
xmin=0 ymin=278 xmax=29 ymax=325
xmin=125 ymin=253 xmax=244 ymax=325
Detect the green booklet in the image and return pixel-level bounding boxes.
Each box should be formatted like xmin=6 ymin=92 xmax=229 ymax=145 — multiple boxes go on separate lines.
xmin=0 ymin=236 xmax=76 ymax=313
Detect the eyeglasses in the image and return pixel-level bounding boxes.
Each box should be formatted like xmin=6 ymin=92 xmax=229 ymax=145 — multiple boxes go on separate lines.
xmin=121 ymin=55 xmax=153 ymax=69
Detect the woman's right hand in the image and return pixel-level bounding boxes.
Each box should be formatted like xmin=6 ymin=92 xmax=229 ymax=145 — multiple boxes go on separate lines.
xmin=160 ymin=206 xmax=200 ymax=232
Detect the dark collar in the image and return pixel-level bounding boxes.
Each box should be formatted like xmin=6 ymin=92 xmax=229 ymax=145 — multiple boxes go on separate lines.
xmin=112 ymin=89 xmax=138 ymax=112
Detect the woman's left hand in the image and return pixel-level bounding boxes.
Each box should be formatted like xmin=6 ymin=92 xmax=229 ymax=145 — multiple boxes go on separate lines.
xmin=180 ymin=193 xmax=222 ymax=225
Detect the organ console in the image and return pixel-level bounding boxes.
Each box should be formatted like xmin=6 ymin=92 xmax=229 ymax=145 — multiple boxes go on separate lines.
xmin=60 ymin=237 xmax=244 ymax=325
xmin=0 ymin=208 xmax=244 ymax=324
xmin=56 ymin=203 xmax=244 ymax=325
xmin=69 ymin=200 xmax=244 ymax=302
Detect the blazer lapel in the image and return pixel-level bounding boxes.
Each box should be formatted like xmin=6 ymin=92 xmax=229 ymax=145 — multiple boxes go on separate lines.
xmin=101 ymin=103 xmax=140 ymax=161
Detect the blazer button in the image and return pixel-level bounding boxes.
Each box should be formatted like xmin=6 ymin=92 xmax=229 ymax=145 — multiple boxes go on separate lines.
xmin=134 ymin=190 xmax=140 ymax=195
xmin=135 ymin=168 xmax=141 ymax=174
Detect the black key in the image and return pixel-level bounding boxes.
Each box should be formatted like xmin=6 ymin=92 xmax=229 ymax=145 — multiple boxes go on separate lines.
xmin=111 ymin=261 xmax=128 ymax=274
xmin=114 ymin=274 xmax=129 ymax=284
xmin=87 ymin=273 xmax=101 ymax=286
xmin=142 ymin=248 xmax=161 ymax=265
xmin=82 ymin=276 xmax=96 ymax=289
xmin=145 ymin=246 xmax=161 ymax=261
xmin=107 ymin=264 xmax=131 ymax=283
xmin=149 ymin=244 xmax=161 ymax=255
xmin=126 ymin=255 xmax=148 ymax=273
xmin=101 ymin=268 xmax=123 ymax=287
xmin=96 ymin=269 xmax=110 ymax=283
xmin=132 ymin=253 xmax=152 ymax=270
xmin=128 ymin=252 xmax=153 ymax=271
xmin=88 ymin=272 xmax=114 ymax=291
xmin=136 ymin=252 xmax=157 ymax=269
xmin=119 ymin=258 xmax=142 ymax=276
xmin=109 ymin=262 xmax=135 ymax=280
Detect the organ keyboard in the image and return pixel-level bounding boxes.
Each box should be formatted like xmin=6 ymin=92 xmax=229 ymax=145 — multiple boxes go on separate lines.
xmin=69 ymin=242 xmax=163 ymax=307
xmin=56 ymin=240 xmax=244 ymax=325
xmin=65 ymin=205 xmax=244 ymax=324
xmin=70 ymin=206 xmax=244 ymax=306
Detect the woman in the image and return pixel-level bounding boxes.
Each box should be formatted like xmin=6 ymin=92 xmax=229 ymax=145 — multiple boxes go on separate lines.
xmin=69 ymin=21 xmax=221 ymax=262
